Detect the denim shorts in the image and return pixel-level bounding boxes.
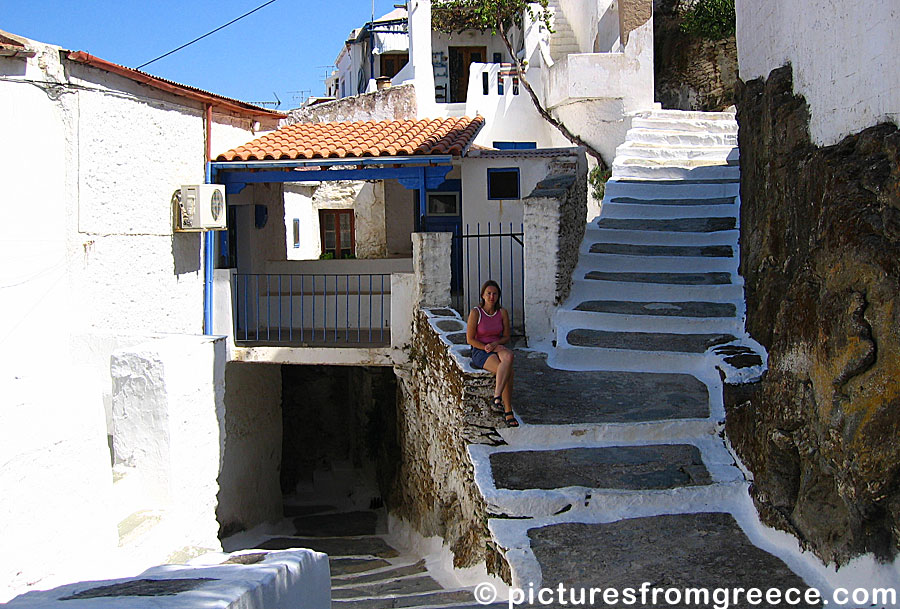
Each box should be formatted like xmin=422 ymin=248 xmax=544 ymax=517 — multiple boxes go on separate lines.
xmin=470 ymin=347 xmax=497 ymax=369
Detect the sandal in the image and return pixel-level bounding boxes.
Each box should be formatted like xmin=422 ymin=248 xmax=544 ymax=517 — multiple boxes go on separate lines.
xmin=504 ymin=411 xmax=519 ymax=427
xmin=490 ymin=396 xmax=504 ymax=413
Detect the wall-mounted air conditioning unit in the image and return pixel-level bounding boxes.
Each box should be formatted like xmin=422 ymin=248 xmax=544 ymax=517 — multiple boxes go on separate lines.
xmin=174 ymin=184 xmax=227 ymax=231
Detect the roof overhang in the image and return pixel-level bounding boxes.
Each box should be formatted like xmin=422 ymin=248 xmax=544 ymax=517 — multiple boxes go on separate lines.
xmin=66 ymin=51 xmax=286 ymax=120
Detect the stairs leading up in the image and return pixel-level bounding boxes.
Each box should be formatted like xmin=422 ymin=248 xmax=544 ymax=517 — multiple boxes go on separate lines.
xmin=467 ymin=110 xmax=815 ymax=598
xmin=546 ymin=0 xmax=581 ymax=62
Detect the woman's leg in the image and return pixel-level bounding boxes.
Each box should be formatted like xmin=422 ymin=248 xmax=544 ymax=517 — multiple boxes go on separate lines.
xmin=482 ymin=349 xmax=514 ymax=410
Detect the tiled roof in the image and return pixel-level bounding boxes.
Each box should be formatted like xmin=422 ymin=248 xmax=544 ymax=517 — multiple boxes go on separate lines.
xmin=216 ymin=116 xmax=484 ymax=161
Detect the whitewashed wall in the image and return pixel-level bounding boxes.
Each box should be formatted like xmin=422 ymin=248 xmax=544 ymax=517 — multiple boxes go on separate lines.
xmin=736 ymin=0 xmax=900 ymax=146
xmin=0 ymin=34 xmax=267 ymax=601
xmin=558 ymin=0 xmax=621 ymax=53
xmin=461 ymin=156 xmax=554 ymax=230
xmin=284 ymin=183 xmax=320 ymax=260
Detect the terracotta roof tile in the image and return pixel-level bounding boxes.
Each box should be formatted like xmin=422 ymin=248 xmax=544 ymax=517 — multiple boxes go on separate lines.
xmin=216 ymin=116 xmax=485 ymax=162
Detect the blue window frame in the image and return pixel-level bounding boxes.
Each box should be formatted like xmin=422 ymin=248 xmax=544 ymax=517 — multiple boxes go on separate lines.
xmin=492 ymin=141 xmax=537 ymax=150
xmin=487 ymin=167 xmax=520 ymax=200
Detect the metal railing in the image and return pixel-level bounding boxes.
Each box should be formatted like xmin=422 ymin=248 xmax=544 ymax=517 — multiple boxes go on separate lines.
xmin=232 ymin=273 xmax=391 ymax=346
xmin=452 ymin=223 xmax=525 ymax=336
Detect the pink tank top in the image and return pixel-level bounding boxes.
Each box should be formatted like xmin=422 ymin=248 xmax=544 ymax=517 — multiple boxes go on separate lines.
xmin=474 ymin=307 xmax=504 ymax=344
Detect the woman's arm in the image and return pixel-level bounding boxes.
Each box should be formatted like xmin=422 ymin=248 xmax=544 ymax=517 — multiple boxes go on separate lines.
xmin=466 ymin=308 xmax=484 ymax=349
xmin=497 ymin=308 xmax=512 ymax=346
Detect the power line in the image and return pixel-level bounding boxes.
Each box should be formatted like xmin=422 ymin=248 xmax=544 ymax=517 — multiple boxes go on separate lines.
xmin=136 ymin=0 xmax=279 ymax=70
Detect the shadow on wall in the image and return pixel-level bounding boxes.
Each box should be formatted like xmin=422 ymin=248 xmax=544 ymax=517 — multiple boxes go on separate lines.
xmin=172 ymin=232 xmax=201 ymax=275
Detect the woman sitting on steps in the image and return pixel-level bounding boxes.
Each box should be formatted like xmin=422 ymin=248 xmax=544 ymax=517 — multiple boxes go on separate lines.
xmin=466 ymin=280 xmax=518 ymax=427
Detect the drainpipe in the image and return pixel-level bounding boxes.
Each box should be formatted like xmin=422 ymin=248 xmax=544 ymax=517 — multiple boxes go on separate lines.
xmin=203 ymin=103 xmax=215 ymax=335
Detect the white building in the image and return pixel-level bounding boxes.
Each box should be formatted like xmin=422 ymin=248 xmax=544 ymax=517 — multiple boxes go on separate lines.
xmin=0 ymin=30 xmax=283 ymax=600
xmin=327 ymin=0 xmax=655 ymax=166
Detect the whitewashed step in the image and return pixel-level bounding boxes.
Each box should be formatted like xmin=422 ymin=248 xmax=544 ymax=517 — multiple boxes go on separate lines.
xmin=600 ymin=201 xmax=739 ymax=219
xmin=625 ymin=129 xmax=738 ymax=147
xmin=603 ymin=179 xmax=740 ymax=200
xmin=633 ymin=109 xmax=736 ymax=121
xmin=574 ymin=253 xmax=738 ymax=274
xmin=584 ymin=226 xmax=740 ymax=247
xmin=612 ymin=163 xmax=740 ymax=181
xmin=554 ymin=308 xmax=743 ymax=334
xmin=631 ymin=117 xmax=738 ymax=134
xmin=615 ymin=144 xmax=738 ymax=162
xmin=568 ymin=277 xmax=745 ymax=303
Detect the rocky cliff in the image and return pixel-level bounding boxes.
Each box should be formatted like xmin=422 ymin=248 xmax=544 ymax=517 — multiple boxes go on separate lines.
xmin=729 ymin=64 xmax=900 ymax=565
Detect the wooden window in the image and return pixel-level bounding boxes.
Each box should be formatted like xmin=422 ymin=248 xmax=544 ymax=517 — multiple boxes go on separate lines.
xmin=319 ymin=209 xmax=355 ymax=258
xmin=380 ymin=53 xmax=409 ymax=79
xmin=448 ymin=46 xmax=486 ymax=102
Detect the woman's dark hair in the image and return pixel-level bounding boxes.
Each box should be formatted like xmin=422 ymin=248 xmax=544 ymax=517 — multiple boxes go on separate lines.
xmin=479 ymin=280 xmax=501 ymax=307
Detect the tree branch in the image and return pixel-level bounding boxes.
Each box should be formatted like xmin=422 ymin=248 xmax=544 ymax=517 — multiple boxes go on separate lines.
xmin=498 ymin=25 xmax=609 ymax=171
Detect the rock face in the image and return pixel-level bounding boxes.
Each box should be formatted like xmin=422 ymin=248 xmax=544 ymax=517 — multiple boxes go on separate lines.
xmin=731 ymin=64 xmax=900 ymax=565
xmin=653 ymin=0 xmax=738 ymax=111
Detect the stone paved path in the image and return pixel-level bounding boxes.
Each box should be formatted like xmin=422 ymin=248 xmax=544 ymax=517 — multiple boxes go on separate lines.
xmin=470 ymin=110 xmax=823 ymax=604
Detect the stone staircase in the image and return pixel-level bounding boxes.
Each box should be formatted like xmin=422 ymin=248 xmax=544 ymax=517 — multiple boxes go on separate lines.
xmin=546 ymin=0 xmax=581 ymax=62
xmin=228 ymin=504 xmax=503 ymax=609
xmin=468 ymin=110 xmax=824 ymax=600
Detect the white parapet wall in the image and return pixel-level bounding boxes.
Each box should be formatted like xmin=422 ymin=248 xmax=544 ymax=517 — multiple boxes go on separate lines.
xmin=3 ymin=549 xmax=330 ymax=609
xmin=736 ymin=0 xmax=899 ymax=146
xmin=110 ymin=334 xmax=227 ymax=552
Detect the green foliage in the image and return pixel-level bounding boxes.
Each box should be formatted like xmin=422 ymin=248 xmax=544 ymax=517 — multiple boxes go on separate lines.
xmin=319 ymin=252 xmax=335 ymax=260
xmin=588 ymin=165 xmax=612 ymax=201
xmin=432 ymin=0 xmax=550 ymax=36
xmin=679 ymin=0 xmax=735 ymax=40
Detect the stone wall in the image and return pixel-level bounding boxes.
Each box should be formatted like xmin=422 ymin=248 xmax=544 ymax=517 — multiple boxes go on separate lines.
xmin=653 ymin=0 xmax=738 ymax=111
xmin=284 ymin=84 xmax=417 ymax=125
xmin=729 ymin=64 xmax=900 ymax=565
xmin=390 ymin=309 xmax=509 ymax=576
xmin=523 ymin=153 xmax=587 ymax=341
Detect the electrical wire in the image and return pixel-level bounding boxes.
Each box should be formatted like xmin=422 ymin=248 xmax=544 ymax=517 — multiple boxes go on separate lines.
xmin=136 ymin=0 xmax=279 ymax=70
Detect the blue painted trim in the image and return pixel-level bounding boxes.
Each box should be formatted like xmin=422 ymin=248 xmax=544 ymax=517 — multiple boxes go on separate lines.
xmin=493 ymin=141 xmax=537 ymax=150
xmin=209 ymin=155 xmax=453 ymax=171
xmin=203 ymin=162 xmax=214 ymax=335
xmin=428 ymin=178 xmax=461 ymax=192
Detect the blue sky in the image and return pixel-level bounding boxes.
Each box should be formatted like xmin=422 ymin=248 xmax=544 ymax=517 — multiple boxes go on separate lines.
xmin=3 ymin=0 xmax=403 ymax=109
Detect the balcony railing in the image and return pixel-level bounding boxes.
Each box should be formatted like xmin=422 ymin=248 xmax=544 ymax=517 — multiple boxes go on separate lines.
xmin=232 ymin=273 xmax=391 ymax=347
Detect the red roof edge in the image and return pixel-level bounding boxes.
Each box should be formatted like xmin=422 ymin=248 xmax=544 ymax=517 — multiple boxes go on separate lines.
xmin=66 ymin=51 xmax=287 ymax=120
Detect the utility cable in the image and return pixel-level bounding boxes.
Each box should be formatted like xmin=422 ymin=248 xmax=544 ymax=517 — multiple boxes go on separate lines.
xmin=136 ymin=0 xmax=279 ymax=70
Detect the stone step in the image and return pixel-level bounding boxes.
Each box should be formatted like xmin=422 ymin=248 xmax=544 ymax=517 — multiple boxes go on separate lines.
xmin=595 ymin=216 xmax=736 ymax=232
xmin=331 ymin=560 xmax=428 ymax=585
xmin=631 ymin=117 xmax=738 ymax=133
xmin=550 ymin=343 xmax=711 ymax=373
xmin=332 ymin=589 xmax=478 ymax=609
xmin=612 ymin=163 xmax=741 ymax=181
xmin=583 ymin=270 xmax=733 ymax=285
xmin=575 ymin=299 xmax=737 ymax=318
xmin=604 ymin=178 xmax=740 ymax=200
xmin=607 ymin=195 xmax=736 ymax=205
xmin=511 ymin=351 xmax=709 ymax=425
xmin=585 ymin=225 xmax=740 ymax=247
xmin=625 ymin=128 xmax=738 ymax=147
xmin=565 ymin=328 xmax=736 ymax=353
xmin=292 ymin=510 xmax=381 ymax=537
xmin=259 ymin=535 xmax=400 ymax=558
xmin=588 ymin=242 xmax=734 ymax=258
xmin=490 ymin=445 xmax=712 ymax=491
xmin=331 ymin=558 xmax=394 ymax=576
xmin=331 ymin=575 xmax=444 ymax=599
xmin=524 ymin=514 xmax=815 ymax=605
xmin=283 ymin=503 xmax=338 ymax=517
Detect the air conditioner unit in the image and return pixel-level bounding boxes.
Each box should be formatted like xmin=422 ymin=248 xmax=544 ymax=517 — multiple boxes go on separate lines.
xmin=174 ymin=184 xmax=227 ymax=231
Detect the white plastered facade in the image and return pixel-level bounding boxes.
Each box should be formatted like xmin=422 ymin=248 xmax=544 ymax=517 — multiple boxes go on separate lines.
xmin=736 ymin=0 xmax=900 ymax=146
